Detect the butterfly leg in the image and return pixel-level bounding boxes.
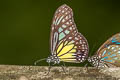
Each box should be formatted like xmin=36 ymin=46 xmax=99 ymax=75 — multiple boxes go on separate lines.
xmin=84 ymin=63 xmax=89 ymax=72
xmin=62 ymin=61 xmax=66 ymax=67
xmin=62 ymin=62 xmax=68 ymax=73
xmin=45 ymin=63 xmax=52 ymax=75
xmin=59 ymin=62 xmax=67 ymax=74
xmin=61 ymin=65 xmax=66 ymax=74
xmin=84 ymin=63 xmax=88 ymax=67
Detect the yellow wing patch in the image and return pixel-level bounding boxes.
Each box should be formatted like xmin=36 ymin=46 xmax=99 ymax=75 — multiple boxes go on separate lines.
xmin=69 ymin=48 xmax=76 ymax=53
xmin=57 ymin=41 xmax=75 ymax=56
xmin=60 ymin=59 xmax=77 ymax=63
xmin=59 ymin=53 xmax=75 ymax=58
xmin=58 ymin=44 xmax=74 ymax=56
xmin=56 ymin=41 xmax=77 ymax=62
xmin=57 ymin=42 xmax=63 ymax=53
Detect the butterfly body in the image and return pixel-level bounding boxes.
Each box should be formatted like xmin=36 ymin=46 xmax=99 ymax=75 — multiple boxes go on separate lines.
xmin=88 ymin=55 xmax=109 ymax=68
xmin=34 ymin=4 xmax=89 ymax=68
xmin=47 ymin=4 xmax=89 ymax=65
xmin=88 ymin=33 xmax=120 ymax=68
xmin=47 ymin=54 xmax=60 ymax=65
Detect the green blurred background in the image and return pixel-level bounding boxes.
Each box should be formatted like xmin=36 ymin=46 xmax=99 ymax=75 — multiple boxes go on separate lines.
xmin=0 ymin=0 xmax=120 ymax=66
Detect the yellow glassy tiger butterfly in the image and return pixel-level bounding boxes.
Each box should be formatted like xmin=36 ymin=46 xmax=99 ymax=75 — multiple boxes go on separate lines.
xmin=34 ymin=4 xmax=89 ymax=71
xmin=88 ymin=33 xmax=120 ymax=68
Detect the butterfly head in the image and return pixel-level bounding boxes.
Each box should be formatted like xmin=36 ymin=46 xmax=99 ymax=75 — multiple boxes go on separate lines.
xmin=47 ymin=54 xmax=60 ymax=65
xmin=88 ymin=55 xmax=107 ymax=67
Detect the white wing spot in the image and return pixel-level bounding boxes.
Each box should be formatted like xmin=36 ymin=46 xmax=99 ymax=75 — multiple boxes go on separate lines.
xmin=75 ymin=37 xmax=79 ymax=40
xmin=78 ymin=55 xmax=81 ymax=57
xmin=76 ymin=42 xmax=78 ymax=44
xmin=59 ymin=10 xmax=61 ymax=12
xmin=65 ymin=8 xmax=68 ymax=10
xmin=73 ymin=27 xmax=75 ymax=30
xmin=80 ymin=40 xmax=82 ymax=44
xmin=55 ymin=15 xmax=57 ymax=18
xmin=74 ymin=31 xmax=77 ymax=33
xmin=69 ymin=27 xmax=72 ymax=30
xmin=83 ymin=41 xmax=85 ymax=44
xmin=82 ymin=47 xmax=85 ymax=49
xmin=66 ymin=16 xmax=68 ymax=19
xmin=62 ymin=6 xmax=65 ymax=8
xmin=70 ymin=22 xmax=73 ymax=24
xmin=114 ymin=49 xmax=117 ymax=52
xmin=62 ymin=10 xmax=64 ymax=13
xmin=69 ymin=37 xmax=72 ymax=39
xmin=82 ymin=56 xmax=85 ymax=58
xmin=62 ymin=19 xmax=65 ymax=23
xmin=82 ymin=58 xmax=85 ymax=60
xmin=85 ymin=47 xmax=88 ymax=49
xmin=82 ymin=45 xmax=84 ymax=46
xmin=107 ymin=46 xmax=110 ymax=49
xmin=116 ymin=45 xmax=119 ymax=48
xmin=111 ymin=47 xmax=115 ymax=50
xmin=118 ymin=51 xmax=120 ymax=53
xmin=66 ymin=22 xmax=69 ymax=24
xmin=52 ymin=27 xmax=54 ymax=30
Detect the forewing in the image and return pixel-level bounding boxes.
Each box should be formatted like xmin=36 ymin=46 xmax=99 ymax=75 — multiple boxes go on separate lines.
xmin=50 ymin=4 xmax=89 ymax=62
xmin=97 ymin=33 xmax=120 ymax=55
xmin=50 ymin=4 xmax=73 ymax=54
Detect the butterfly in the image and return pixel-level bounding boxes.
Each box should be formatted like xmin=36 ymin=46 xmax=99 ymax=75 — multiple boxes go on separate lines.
xmin=88 ymin=33 xmax=120 ymax=68
xmin=34 ymin=4 xmax=89 ymax=70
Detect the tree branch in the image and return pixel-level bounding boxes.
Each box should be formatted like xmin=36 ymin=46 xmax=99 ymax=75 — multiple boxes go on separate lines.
xmin=0 ymin=65 xmax=119 ymax=80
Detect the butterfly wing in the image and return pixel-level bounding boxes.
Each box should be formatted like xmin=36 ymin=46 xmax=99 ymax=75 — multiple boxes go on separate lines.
xmin=97 ymin=33 xmax=120 ymax=54
xmin=97 ymin=33 xmax=120 ymax=67
xmin=50 ymin=4 xmax=89 ymax=63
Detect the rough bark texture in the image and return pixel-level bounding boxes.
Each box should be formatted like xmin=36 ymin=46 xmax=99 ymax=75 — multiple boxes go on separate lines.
xmin=0 ymin=65 xmax=120 ymax=80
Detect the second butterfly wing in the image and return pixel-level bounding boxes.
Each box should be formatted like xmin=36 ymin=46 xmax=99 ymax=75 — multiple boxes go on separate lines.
xmin=88 ymin=33 xmax=120 ymax=67
xmin=50 ymin=4 xmax=89 ymax=63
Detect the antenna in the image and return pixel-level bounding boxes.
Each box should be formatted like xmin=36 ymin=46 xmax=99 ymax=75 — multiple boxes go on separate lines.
xmin=34 ymin=58 xmax=47 ymax=65
xmin=89 ymin=42 xmax=97 ymax=57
